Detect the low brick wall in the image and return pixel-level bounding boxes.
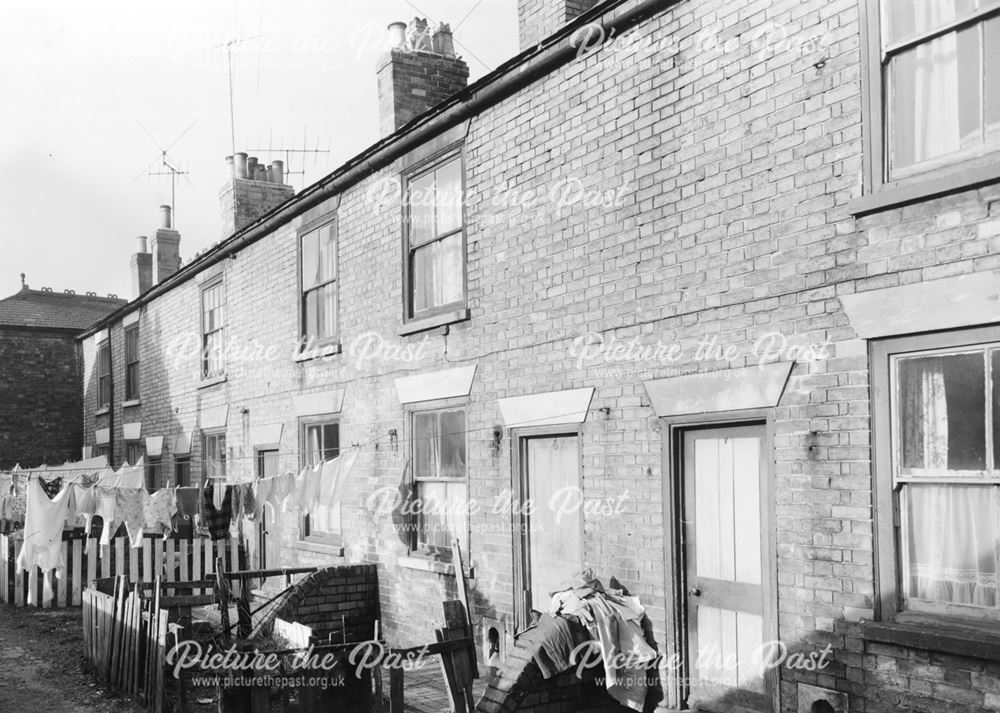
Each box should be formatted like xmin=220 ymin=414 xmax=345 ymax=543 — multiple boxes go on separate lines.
xmin=272 ymin=564 xmax=380 ymax=644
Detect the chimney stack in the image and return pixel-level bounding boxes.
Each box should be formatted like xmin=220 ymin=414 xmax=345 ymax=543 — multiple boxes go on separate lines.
xmin=376 ymin=18 xmax=469 ymax=136
xmin=150 ymin=205 xmax=181 ymax=284
xmin=130 ymin=235 xmax=153 ymax=297
xmin=517 ymin=0 xmax=600 ymax=51
xmin=219 ymin=154 xmax=295 ymax=239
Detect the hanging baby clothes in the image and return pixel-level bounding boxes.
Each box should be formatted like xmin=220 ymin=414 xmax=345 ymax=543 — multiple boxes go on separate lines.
xmin=202 ymin=482 xmax=233 ymax=540
xmin=272 ymin=470 xmax=297 ymax=513
xmin=144 ymin=489 xmax=177 ymax=538
xmin=16 ymin=476 xmax=73 ymax=605
xmin=96 ymin=487 xmax=120 ymax=547
xmin=117 ymin=489 xmax=148 ymax=548
xmin=72 ymin=483 xmax=99 ymax=533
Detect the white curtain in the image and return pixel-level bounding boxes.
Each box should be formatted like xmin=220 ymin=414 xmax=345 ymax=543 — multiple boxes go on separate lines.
xmin=901 ymin=357 xmax=949 ymax=471
xmin=907 ymin=485 xmax=998 ymax=607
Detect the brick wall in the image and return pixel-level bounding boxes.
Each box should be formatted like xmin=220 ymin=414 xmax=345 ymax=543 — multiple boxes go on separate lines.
xmin=517 ymin=0 xmax=599 ymax=50
xmin=0 ymin=328 xmax=82 ymax=469
xmin=220 ymin=178 xmax=296 ymax=239
xmin=75 ymin=0 xmax=1000 ymax=711
xmin=377 ymin=47 xmax=469 ymax=135
xmin=272 ymin=564 xmax=380 ymax=643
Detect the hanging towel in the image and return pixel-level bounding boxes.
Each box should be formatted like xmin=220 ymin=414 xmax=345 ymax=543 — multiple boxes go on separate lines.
xmin=16 ymin=477 xmax=73 ymax=605
xmin=202 ymin=482 xmax=233 ymax=540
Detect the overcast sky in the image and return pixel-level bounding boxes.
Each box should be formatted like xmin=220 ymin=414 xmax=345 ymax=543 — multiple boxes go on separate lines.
xmin=0 ymin=1 xmax=517 ymax=299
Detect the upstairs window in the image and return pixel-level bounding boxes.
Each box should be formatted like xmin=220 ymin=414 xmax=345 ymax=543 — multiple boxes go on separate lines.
xmin=879 ymin=0 xmax=1000 ymax=178
xmin=97 ymin=340 xmax=111 ymax=409
xmin=125 ymin=325 xmax=140 ymax=401
xmin=201 ymin=280 xmax=226 ymax=379
xmin=405 ymin=154 xmax=465 ymax=318
xmin=300 ymin=220 xmax=338 ymax=346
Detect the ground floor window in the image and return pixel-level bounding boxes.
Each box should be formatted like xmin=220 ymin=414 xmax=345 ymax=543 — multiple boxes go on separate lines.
xmin=301 ymin=420 xmax=340 ymax=541
xmin=203 ymin=432 xmax=226 ymax=487
xmin=874 ymin=327 xmax=1000 ymax=622
xmin=412 ymin=406 xmax=467 ymax=557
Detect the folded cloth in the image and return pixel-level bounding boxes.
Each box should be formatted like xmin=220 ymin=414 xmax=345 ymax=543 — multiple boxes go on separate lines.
xmin=202 ymin=482 xmax=232 ymax=540
xmin=525 ymin=614 xmax=591 ymax=679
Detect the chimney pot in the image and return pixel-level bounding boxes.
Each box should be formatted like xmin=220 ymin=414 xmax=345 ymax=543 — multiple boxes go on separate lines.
xmin=225 ymin=155 xmax=235 ymax=178
xmin=387 ymin=21 xmax=407 ymax=48
xmin=271 ymin=160 xmax=284 ymax=185
xmin=254 ymin=165 xmax=267 ymax=182
xmin=432 ymin=23 xmax=456 ymax=57
xmin=266 ymin=164 xmax=274 ymax=183
xmin=159 ymin=205 xmax=172 ymax=229
xmin=136 ymin=236 xmax=149 ymax=253
xmin=234 ymin=152 xmax=248 ymax=179
xmin=247 ymin=156 xmax=259 ymax=174
xmin=407 ymin=17 xmax=432 ymax=52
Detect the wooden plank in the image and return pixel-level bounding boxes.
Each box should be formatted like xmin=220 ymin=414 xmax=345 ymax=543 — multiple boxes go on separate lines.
xmin=72 ymin=538 xmax=84 ymax=605
xmin=437 ymin=601 xmax=475 ymax=713
xmin=164 ymin=538 xmax=175 ymax=596
xmin=192 ymin=537 xmax=202 ymax=596
xmin=216 ymin=556 xmax=230 ymax=639
xmin=114 ymin=537 xmax=125 ymax=582
xmin=451 ymin=539 xmax=478 ymax=677
xmin=87 ymin=536 xmax=98 ymax=593
xmin=388 ymin=667 xmax=404 ymax=713
xmin=129 ymin=539 xmax=139 ymax=585
xmin=179 ymin=537 xmax=190 ymax=587
xmin=142 ymin=537 xmax=153 ymax=585
xmin=156 ymin=609 xmax=169 ymax=713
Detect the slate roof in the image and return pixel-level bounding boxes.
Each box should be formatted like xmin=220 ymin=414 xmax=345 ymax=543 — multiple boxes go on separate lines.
xmin=0 ymin=287 xmax=126 ymax=331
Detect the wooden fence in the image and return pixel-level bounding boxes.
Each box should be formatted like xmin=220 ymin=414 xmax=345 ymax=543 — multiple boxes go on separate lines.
xmin=83 ymin=576 xmax=173 ymax=712
xmin=1 ymin=531 xmax=242 ymax=607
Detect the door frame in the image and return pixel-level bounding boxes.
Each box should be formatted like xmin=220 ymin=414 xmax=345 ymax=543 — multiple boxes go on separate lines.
xmin=510 ymin=424 xmax=585 ymax=633
xmin=254 ymin=447 xmax=280 ymax=570
xmin=659 ymin=408 xmax=779 ymax=713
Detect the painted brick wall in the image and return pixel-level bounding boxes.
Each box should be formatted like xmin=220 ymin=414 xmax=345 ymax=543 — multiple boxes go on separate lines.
xmin=0 ymin=328 xmax=82 ymax=469
xmin=76 ymin=0 xmax=1000 ymax=711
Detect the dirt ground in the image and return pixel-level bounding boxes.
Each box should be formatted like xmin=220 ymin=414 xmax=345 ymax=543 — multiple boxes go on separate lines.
xmin=0 ymin=602 xmax=139 ymax=713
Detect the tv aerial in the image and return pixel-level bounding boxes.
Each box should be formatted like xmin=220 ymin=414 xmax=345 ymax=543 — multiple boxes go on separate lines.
xmin=134 ymin=119 xmax=198 ymax=226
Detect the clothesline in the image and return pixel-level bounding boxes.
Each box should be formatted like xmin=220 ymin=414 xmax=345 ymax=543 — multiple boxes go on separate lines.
xmin=0 ymin=404 xmax=592 ymax=477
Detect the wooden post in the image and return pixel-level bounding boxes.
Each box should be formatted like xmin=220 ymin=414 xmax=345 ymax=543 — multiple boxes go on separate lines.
xmin=388 ymin=666 xmax=404 ymax=713
xmin=237 ymin=573 xmax=252 ymax=639
xmin=215 ymin=556 xmax=230 ymax=638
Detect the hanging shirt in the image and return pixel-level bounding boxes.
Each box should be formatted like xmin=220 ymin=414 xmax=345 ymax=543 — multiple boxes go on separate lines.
xmin=202 ymin=482 xmax=232 ymax=540
xmin=16 ymin=477 xmax=73 ymax=605
xmin=95 ymin=487 xmax=119 ymax=546
xmin=317 ymin=451 xmax=359 ymax=509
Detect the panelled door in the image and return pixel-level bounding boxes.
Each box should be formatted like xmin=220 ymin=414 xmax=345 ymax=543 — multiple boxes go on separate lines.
xmin=256 ymin=449 xmax=280 ymax=570
xmin=683 ymin=425 xmax=774 ymax=712
xmin=514 ymin=432 xmax=583 ymax=630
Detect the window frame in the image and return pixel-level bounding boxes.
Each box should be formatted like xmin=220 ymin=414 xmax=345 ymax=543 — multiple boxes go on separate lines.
xmin=125 ymin=441 xmax=144 ymax=468
xmin=200 ymin=276 xmax=226 ymax=380
xmin=124 ymin=324 xmax=140 ymax=401
xmin=202 ymin=430 xmax=227 ymax=488
xmin=97 ymin=339 xmax=111 ymax=409
xmin=297 ymin=215 xmax=340 ymax=351
xmin=859 ymin=0 xmax=1000 ymax=208
xmin=298 ymin=416 xmax=342 ymax=545
xmin=174 ymin=456 xmax=191 ymax=487
xmin=407 ymin=397 xmax=470 ymax=561
xmin=872 ymin=324 xmax=1000 ymax=630
xmin=401 ymin=147 xmax=468 ymax=324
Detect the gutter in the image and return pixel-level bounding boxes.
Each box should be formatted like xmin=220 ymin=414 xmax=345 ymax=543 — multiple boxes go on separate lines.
xmin=78 ymin=0 xmax=677 ymax=340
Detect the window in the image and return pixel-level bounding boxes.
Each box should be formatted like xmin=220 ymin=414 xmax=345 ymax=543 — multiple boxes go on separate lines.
xmin=175 ymin=457 xmax=191 ymax=487
xmin=300 ymin=221 xmax=338 ymax=346
xmin=301 ymin=421 xmax=340 ymax=541
xmin=94 ymin=445 xmax=111 ymax=463
xmin=870 ymin=0 xmax=1000 ymax=182
xmin=257 ymin=449 xmax=280 ymax=478
xmin=125 ymin=442 xmax=143 ymax=467
xmin=145 ymin=458 xmax=163 ymax=491
xmin=203 ymin=432 xmax=226 ymax=487
xmin=874 ymin=327 xmax=1000 ymax=623
xmin=97 ymin=340 xmax=111 ymax=408
xmin=405 ymin=154 xmax=465 ymax=318
xmin=201 ymin=280 xmax=226 ymax=379
xmin=125 ymin=325 xmax=140 ymax=401
xmin=411 ymin=406 xmax=468 ymax=556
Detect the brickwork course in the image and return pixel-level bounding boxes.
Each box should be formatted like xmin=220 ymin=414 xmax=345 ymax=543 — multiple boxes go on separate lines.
xmin=71 ymin=0 xmax=1000 ymax=711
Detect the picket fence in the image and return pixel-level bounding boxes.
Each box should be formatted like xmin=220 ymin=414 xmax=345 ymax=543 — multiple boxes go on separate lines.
xmin=0 ymin=530 xmax=243 ymax=607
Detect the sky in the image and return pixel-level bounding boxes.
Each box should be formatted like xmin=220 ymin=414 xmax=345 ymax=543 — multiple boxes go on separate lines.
xmin=0 ymin=0 xmax=517 ymax=300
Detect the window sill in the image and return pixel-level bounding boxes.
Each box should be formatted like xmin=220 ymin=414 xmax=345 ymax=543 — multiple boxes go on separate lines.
xmin=294 ymin=342 xmax=342 ymax=363
xmin=861 ymin=618 xmax=1000 ymax=662
xmin=198 ymin=374 xmax=227 ymax=389
xmin=400 ymin=308 xmax=470 ymax=336
xmin=293 ymin=539 xmax=345 ymax=557
xmin=94 ymin=407 xmax=110 ymax=417
xmin=122 ymin=399 xmax=141 ymax=408
xmin=849 ymin=163 xmax=1000 ymax=217
xmin=398 ymin=554 xmax=475 ymax=578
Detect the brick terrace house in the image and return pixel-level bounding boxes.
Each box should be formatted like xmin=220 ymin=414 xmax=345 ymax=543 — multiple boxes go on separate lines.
xmin=77 ymin=0 xmax=1000 ymax=711
xmin=0 ymin=278 xmax=124 ymax=469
